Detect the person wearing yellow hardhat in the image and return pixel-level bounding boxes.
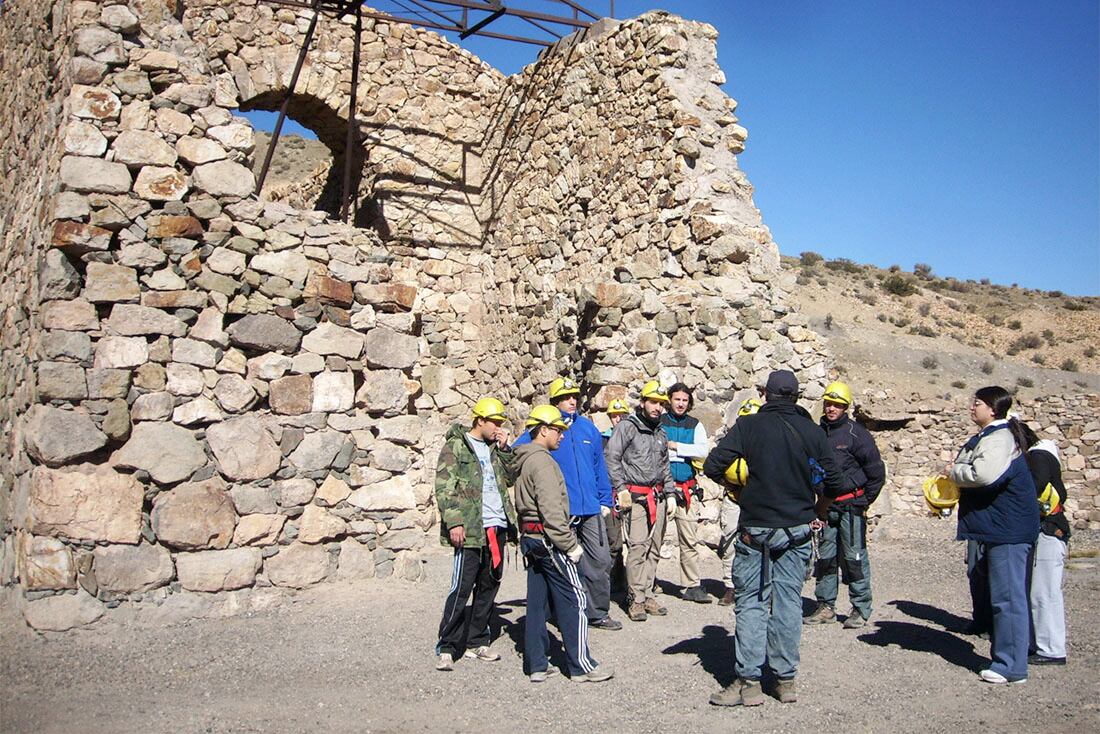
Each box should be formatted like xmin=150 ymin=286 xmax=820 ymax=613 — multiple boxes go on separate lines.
xmin=715 ymin=397 xmax=761 ymax=606
xmin=804 ymin=381 xmax=886 ymax=630
xmin=514 ymin=377 xmax=621 ymax=631
xmin=601 ymin=397 xmax=631 ymax=595
xmin=661 ymin=382 xmax=713 ymax=604
xmin=946 ymin=386 xmax=1038 ymax=684
xmin=1019 ymin=422 xmax=1070 ymax=666
xmin=703 ymin=370 xmax=844 ymax=706
xmin=514 ymin=404 xmax=614 ymax=683
xmin=434 ymin=396 xmax=517 ymax=672
xmin=605 ymin=379 xmax=676 ymax=622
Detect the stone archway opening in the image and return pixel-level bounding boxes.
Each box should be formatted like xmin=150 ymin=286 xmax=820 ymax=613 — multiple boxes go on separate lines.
xmin=241 ymin=91 xmax=372 ymax=224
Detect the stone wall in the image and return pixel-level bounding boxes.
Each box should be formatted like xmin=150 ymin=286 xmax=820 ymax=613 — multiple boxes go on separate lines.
xmin=860 ymin=392 xmax=1100 ymax=529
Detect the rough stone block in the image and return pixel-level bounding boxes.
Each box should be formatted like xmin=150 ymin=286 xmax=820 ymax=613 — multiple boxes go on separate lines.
xmin=363 ymin=327 xmax=419 ymax=370
xmin=265 ymin=543 xmax=330 ymax=588
xmin=93 ymin=544 xmax=174 ymax=593
xmin=23 ymin=405 xmax=107 ymax=467
xmin=112 ymin=421 xmax=207 ymax=484
xmin=152 ymin=477 xmax=237 ymax=550
xmin=312 ymin=371 xmax=354 ymax=413
xmin=29 ymin=464 xmax=142 ymax=543
xmin=68 ymin=84 xmax=121 ymax=119
xmin=134 ymin=166 xmax=189 ymax=201
xmin=176 ymin=547 xmax=261 ymax=592
xmin=355 ymin=283 xmax=417 ymax=312
xmin=104 ymin=304 xmax=187 ymax=337
xmin=226 ymin=314 xmax=301 ymax=352
xmin=37 ymin=362 xmax=88 ymax=400
xmin=111 ymin=130 xmax=178 ymax=167
xmin=297 ymin=504 xmax=347 ymax=544
xmin=232 ymin=514 xmax=285 ymax=546
xmin=84 ymin=262 xmax=139 ymax=303
xmin=347 ymin=475 xmax=418 ymax=512
xmin=51 ymin=220 xmax=112 ymax=255
xmin=270 ymin=373 xmax=313 ymax=415
xmin=60 ymin=155 xmax=131 ymax=194
xmin=206 ymin=417 xmax=282 ymax=481
xmin=302 ymin=322 xmax=363 ymax=359
xmin=17 ymin=535 xmax=76 ymax=591
xmin=93 ymin=335 xmax=148 ymax=368
xmin=288 ymin=430 xmax=347 ymax=472
xmin=192 ymin=160 xmax=255 ymax=198
xmin=23 ymin=590 xmax=104 ymax=631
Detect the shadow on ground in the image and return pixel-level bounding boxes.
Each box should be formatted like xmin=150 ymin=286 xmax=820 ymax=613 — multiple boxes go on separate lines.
xmin=857 ymin=620 xmax=985 ymax=671
xmin=662 ymin=624 xmax=736 ymax=687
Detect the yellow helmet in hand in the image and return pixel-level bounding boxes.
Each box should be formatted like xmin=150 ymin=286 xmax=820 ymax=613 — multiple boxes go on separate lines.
xmin=737 ymin=398 xmax=762 ymax=416
xmin=1038 ymin=483 xmax=1062 ymax=516
xmin=922 ymin=475 xmax=960 ymax=516
xmin=724 ymin=457 xmax=748 ymax=486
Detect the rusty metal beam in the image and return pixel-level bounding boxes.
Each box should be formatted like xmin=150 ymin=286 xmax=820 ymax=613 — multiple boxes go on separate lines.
xmin=339 ymin=3 xmax=362 ymax=222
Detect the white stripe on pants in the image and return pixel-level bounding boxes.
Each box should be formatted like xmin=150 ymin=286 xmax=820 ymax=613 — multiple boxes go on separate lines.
xmin=550 ymin=548 xmax=597 ymax=673
xmin=1030 ymin=533 xmax=1068 ymax=658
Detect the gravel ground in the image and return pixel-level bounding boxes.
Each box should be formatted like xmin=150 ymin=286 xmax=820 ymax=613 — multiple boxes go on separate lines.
xmin=3 ymin=516 xmax=1099 ymax=733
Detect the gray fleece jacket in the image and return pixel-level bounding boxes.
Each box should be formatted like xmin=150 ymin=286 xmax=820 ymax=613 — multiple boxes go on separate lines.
xmin=513 ymin=443 xmax=580 ymax=554
xmin=605 ymin=411 xmax=675 ymax=495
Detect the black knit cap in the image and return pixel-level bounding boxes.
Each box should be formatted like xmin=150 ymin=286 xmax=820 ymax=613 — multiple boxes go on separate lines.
xmin=764 ymin=369 xmax=799 ymax=397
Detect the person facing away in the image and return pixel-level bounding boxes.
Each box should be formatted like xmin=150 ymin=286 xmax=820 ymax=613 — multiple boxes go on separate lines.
xmin=661 ymin=382 xmax=713 ymax=604
xmin=703 ymin=369 xmax=843 ymax=708
xmin=433 ymin=397 xmax=517 ymax=672
xmin=513 ymin=377 xmax=621 ymax=631
xmin=804 ymin=381 xmax=886 ymax=630
xmin=514 ymin=404 xmax=614 ymax=684
xmin=605 ymin=380 xmax=676 ymax=623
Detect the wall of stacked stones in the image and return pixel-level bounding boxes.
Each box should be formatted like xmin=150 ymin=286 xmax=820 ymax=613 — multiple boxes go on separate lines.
xmin=864 ymin=393 xmax=1100 ymax=529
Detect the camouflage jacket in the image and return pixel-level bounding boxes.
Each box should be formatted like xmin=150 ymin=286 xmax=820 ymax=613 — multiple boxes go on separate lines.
xmin=435 ymin=423 xmax=518 ymax=548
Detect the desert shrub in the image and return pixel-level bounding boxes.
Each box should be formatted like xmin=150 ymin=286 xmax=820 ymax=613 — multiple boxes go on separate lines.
xmin=1031 ymin=354 xmax=1045 ymax=365
xmin=921 ymin=355 xmax=938 ymax=370
xmin=889 ymin=264 xmax=901 ymax=273
xmin=918 ymin=302 xmax=932 ymax=317
xmin=824 ymin=314 xmax=834 ymax=330
xmin=796 ymin=275 xmax=811 ymax=286
xmin=817 ymin=278 xmax=828 ymax=287
xmin=1084 ymin=346 xmax=1097 ymax=358
xmin=892 ymin=316 xmax=911 ymax=328
xmin=799 ymin=251 xmax=823 ymax=267
xmin=947 ymin=318 xmax=966 ymax=329
xmin=825 ymin=258 xmax=861 ymax=274
xmin=909 ymin=324 xmax=936 ymax=337
xmin=1061 ymin=359 xmax=1079 ymax=372
xmin=1063 ymin=300 xmax=1087 ymax=311
xmin=1042 ymin=329 xmax=1055 ymax=344
xmin=951 ymin=380 xmax=967 ymax=389
xmin=882 ymin=274 xmax=918 ymax=297
xmin=1013 ymin=334 xmax=1042 ymax=350
xmin=980 ymin=278 xmax=991 ymax=285
xmin=1016 ymin=376 xmax=1034 ymax=388
xmin=914 ymin=262 xmax=934 ymax=279
xmin=1049 ymin=290 xmax=1064 ymax=298
xmin=1074 ymin=380 xmax=1088 ymax=388
xmin=980 ymin=361 xmax=994 ymax=375
xmin=986 ymin=314 xmax=1004 ymax=326
xmin=1007 ymin=319 xmax=1022 ymax=330
xmin=877 ymin=313 xmax=888 ymax=322
xmin=966 ymin=304 xmax=977 ymax=313
xmin=946 ymin=279 xmax=973 ymax=293
xmin=858 ymin=293 xmax=877 ymax=306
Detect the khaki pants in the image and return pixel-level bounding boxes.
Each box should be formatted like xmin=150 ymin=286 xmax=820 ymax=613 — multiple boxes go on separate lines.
xmin=719 ymin=495 xmax=741 ymax=587
xmin=625 ymin=497 xmax=667 ymax=602
xmin=670 ymin=496 xmax=701 ymax=588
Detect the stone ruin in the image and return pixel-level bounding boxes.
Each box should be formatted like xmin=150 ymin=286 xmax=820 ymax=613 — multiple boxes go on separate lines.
xmin=1 ymin=0 xmax=1096 ymax=631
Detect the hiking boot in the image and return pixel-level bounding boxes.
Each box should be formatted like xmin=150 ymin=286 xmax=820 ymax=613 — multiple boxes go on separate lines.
xmin=843 ymin=610 xmax=867 ymax=629
xmin=775 ymin=679 xmax=797 ymax=703
xmin=628 ymin=602 xmax=648 ymax=622
xmin=718 ymin=587 xmax=735 ymax=606
xmin=803 ymin=603 xmax=836 ymax=625
xmin=530 ymin=665 xmax=559 ymax=683
xmin=709 ymin=678 xmax=765 ymax=707
xmin=463 ymin=646 xmax=500 ymax=662
xmin=436 ymin=653 xmax=454 ymax=671
xmin=682 ymin=585 xmax=712 ymax=604
xmin=589 ymin=616 xmax=623 ymax=631
xmin=643 ymin=598 xmax=668 ymax=616
xmin=572 ymin=665 xmax=614 ymax=683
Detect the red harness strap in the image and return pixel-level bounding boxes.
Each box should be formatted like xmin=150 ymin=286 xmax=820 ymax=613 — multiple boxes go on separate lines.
xmin=834 ymin=487 xmax=866 ymax=503
xmin=675 ymin=478 xmax=697 ymax=511
xmin=521 ymin=521 xmax=545 ymax=534
xmin=485 ymin=527 xmax=503 ymax=569
xmin=627 ymin=484 xmax=661 ymax=525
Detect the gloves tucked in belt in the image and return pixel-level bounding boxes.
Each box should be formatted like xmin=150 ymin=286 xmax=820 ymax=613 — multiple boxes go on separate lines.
xmin=566 ymin=545 xmax=584 ymax=564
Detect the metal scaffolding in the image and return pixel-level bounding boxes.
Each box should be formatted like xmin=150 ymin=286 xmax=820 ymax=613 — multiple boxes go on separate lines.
xmin=254 ymin=1 xmax=610 ymax=222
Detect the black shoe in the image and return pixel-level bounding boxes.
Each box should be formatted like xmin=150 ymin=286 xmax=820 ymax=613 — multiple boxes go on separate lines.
xmin=589 ymin=616 xmax=623 ymax=631
xmin=964 ymin=623 xmax=990 ymax=640
xmin=682 ymin=585 xmax=712 ymax=604
xmin=1028 ymin=654 xmax=1066 ymax=666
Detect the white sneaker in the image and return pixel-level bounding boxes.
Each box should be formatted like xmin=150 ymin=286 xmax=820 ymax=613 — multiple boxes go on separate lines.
xmin=980 ymin=669 xmax=1026 ymax=684
xmin=529 ymin=665 xmax=559 ymax=683
xmin=464 ymin=646 xmax=501 ymax=662
xmin=436 ymin=653 xmax=454 ymax=671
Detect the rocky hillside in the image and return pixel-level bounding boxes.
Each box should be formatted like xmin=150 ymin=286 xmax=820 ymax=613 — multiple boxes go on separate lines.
xmin=782 ymin=253 xmax=1100 ymax=399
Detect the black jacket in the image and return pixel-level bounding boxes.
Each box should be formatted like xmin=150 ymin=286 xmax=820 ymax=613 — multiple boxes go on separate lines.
xmin=703 ymin=401 xmax=844 ymax=529
xmin=1026 ymin=444 xmax=1071 ymax=540
xmin=820 ymin=413 xmax=886 ymax=508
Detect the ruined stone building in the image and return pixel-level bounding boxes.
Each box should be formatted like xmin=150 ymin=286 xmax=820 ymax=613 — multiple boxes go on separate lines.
xmin=1 ymin=0 xmax=1096 ymax=630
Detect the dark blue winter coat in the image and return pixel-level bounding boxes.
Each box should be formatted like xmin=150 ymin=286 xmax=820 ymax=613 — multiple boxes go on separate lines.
xmin=951 ymin=421 xmax=1040 ymax=545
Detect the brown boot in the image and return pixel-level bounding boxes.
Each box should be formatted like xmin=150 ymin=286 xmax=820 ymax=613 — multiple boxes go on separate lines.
xmin=627 ymin=602 xmax=647 ymax=622
xmin=709 ymin=678 xmax=765 ymax=707
xmin=718 ymin=587 xmax=735 ymax=606
xmin=803 ymin=603 xmax=836 ymax=625
xmin=643 ymin=598 xmax=667 ymax=616
xmin=775 ymin=679 xmax=797 ymax=703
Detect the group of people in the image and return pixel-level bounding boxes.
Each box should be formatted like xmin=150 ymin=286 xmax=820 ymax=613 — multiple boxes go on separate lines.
xmin=430 ymin=369 xmax=1070 ymax=701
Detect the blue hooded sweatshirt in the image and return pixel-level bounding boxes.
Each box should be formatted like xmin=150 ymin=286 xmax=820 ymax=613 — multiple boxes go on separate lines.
xmin=513 ymin=411 xmax=613 ymax=516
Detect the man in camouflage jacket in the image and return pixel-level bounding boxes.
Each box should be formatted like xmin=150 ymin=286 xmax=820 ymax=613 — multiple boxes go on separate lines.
xmin=434 ymin=397 xmax=518 ymax=671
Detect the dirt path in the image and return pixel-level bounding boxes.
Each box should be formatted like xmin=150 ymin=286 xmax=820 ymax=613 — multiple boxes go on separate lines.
xmin=3 ymin=518 xmax=1099 ymax=733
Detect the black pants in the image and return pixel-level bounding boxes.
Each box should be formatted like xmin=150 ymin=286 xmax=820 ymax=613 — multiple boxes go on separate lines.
xmin=436 ymin=545 xmax=502 ymax=655
xmin=605 ymin=510 xmax=626 ymax=593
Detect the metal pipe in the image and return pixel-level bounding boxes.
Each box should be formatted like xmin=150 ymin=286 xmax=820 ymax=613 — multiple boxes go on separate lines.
xmin=256 ymin=0 xmax=323 ymax=195
xmin=340 ymin=4 xmax=362 ymax=222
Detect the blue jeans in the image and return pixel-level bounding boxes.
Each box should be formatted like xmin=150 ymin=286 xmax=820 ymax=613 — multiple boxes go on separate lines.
xmin=814 ymin=507 xmax=872 ymax=618
xmin=967 ymin=540 xmax=992 ymax=632
xmin=986 ymin=541 xmax=1031 ymax=680
xmin=522 ymin=536 xmax=599 ymax=677
xmin=733 ymin=524 xmax=813 ymax=681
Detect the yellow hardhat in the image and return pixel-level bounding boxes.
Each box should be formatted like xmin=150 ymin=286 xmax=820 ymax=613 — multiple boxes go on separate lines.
xmin=640 ymin=380 xmax=669 ymax=403
xmin=823 ymin=381 xmax=853 ymax=407
xmin=738 ymin=398 xmax=762 ymax=416
xmin=606 ymin=398 xmax=630 ymax=415
xmin=922 ymin=475 xmax=960 ymax=516
xmin=548 ymin=377 xmax=580 ymax=400
xmin=471 ymin=397 xmax=506 ymax=422
xmin=525 ymin=404 xmax=569 ymax=431
xmin=724 ymin=457 xmax=748 ymax=486
xmin=690 ymin=458 xmax=705 ymax=472
xmin=1038 ymin=483 xmax=1062 ymax=516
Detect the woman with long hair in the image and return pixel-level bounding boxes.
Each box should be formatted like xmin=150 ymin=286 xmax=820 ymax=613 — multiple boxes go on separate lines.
xmin=948 ymin=386 xmax=1039 ymax=684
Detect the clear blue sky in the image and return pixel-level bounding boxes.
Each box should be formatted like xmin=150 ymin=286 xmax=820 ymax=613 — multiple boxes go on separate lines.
xmin=246 ymin=1 xmax=1099 ymax=295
